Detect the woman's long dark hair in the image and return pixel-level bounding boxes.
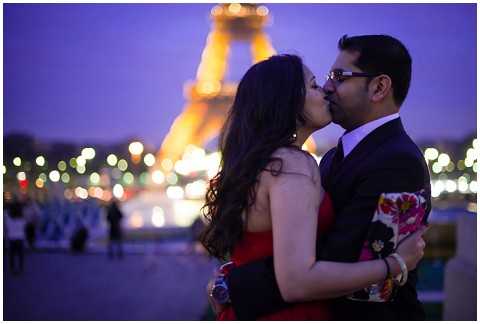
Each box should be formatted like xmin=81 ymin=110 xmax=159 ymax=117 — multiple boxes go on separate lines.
xmin=200 ymin=54 xmax=309 ymax=260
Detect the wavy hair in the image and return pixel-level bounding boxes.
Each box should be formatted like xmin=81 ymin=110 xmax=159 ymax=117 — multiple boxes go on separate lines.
xmin=200 ymin=54 xmax=309 ymax=260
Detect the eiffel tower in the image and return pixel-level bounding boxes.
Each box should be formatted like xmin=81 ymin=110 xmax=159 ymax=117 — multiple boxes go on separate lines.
xmin=155 ymin=3 xmax=316 ymax=169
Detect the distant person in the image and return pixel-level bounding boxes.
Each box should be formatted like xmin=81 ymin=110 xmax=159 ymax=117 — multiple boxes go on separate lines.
xmin=70 ymin=215 xmax=89 ymax=253
xmin=106 ymin=199 xmax=124 ymax=259
xmin=23 ymin=195 xmax=41 ymax=250
xmin=4 ymin=199 xmax=26 ymax=275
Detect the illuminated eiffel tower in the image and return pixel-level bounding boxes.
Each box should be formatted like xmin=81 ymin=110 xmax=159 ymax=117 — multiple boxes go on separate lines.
xmin=155 ymin=3 xmax=316 ymax=169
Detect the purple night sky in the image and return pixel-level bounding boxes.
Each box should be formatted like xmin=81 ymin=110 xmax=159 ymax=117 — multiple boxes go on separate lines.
xmin=4 ymin=3 xmax=477 ymax=149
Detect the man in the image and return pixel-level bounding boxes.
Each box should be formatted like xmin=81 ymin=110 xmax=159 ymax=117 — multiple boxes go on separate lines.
xmin=208 ymin=34 xmax=432 ymax=320
xmin=106 ymin=199 xmax=124 ymax=259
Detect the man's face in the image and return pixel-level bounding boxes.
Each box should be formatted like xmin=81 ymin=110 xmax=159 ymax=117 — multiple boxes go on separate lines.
xmin=323 ymin=50 xmax=372 ymax=131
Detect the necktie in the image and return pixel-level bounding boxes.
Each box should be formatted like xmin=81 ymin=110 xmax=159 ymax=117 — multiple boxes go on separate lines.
xmin=334 ymin=138 xmax=344 ymax=162
xmin=330 ymin=138 xmax=344 ymax=175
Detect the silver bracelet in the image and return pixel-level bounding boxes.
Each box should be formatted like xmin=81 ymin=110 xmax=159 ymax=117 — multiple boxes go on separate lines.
xmin=390 ymin=253 xmax=408 ymax=286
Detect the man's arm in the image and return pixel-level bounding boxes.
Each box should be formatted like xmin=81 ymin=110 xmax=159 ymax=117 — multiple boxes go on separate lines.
xmin=321 ymin=152 xmax=431 ymax=320
xmin=226 ymin=256 xmax=289 ymax=319
xmin=320 ymin=152 xmax=431 ymax=262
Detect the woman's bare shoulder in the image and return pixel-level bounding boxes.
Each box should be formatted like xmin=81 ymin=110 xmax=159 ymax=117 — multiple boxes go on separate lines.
xmin=264 ymin=147 xmax=319 ymax=182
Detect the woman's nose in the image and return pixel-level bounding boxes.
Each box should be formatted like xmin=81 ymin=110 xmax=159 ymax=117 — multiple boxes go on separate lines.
xmin=323 ymin=79 xmax=335 ymax=95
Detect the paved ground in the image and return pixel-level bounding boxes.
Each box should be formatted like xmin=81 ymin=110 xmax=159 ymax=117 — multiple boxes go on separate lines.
xmin=3 ymin=241 xmax=446 ymax=320
xmin=4 ymin=245 xmax=219 ymax=320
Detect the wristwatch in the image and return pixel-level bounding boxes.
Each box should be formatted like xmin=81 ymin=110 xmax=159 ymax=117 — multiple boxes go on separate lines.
xmin=210 ymin=261 xmax=236 ymax=305
xmin=210 ymin=276 xmax=230 ymax=304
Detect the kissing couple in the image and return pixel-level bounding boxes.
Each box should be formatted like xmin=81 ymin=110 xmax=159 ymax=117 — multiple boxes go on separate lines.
xmin=201 ymin=34 xmax=431 ymax=321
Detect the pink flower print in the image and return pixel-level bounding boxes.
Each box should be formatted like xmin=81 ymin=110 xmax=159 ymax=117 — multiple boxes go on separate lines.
xmin=378 ymin=195 xmax=397 ymax=215
xmin=396 ymin=194 xmax=419 ymax=215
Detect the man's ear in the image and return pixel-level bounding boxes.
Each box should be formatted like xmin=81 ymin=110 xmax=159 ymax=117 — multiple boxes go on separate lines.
xmin=369 ymin=75 xmax=392 ymax=102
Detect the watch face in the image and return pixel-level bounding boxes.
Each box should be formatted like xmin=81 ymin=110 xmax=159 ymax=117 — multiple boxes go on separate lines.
xmin=212 ymin=284 xmax=229 ymax=304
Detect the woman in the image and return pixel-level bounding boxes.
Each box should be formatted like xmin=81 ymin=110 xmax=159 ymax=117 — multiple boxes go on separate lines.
xmin=200 ymin=54 xmax=426 ymax=320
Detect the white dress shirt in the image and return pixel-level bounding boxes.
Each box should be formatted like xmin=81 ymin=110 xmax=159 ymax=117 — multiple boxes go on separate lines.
xmin=4 ymin=211 xmax=26 ymax=240
xmin=341 ymin=113 xmax=400 ymax=158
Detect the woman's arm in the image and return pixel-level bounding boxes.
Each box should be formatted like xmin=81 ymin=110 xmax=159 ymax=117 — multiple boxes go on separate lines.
xmin=268 ymin=150 xmax=421 ymax=302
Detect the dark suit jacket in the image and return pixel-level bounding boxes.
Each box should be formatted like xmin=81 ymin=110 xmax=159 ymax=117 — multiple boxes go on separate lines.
xmin=226 ymin=118 xmax=431 ymax=320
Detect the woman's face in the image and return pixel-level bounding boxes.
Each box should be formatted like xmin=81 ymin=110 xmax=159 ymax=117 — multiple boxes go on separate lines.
xmin=302 ymin=65 xmax=332 ymax=130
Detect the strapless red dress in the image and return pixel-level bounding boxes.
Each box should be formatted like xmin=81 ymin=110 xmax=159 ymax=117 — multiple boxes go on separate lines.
xmin=218 ymin=192 xmax=335 ymax=320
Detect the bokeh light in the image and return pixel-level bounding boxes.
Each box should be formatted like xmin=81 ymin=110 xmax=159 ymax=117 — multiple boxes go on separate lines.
xmin=81 ymin=147 xmax=96 ymax=160
xmin=13 ymin=157 xmax=22 ymax=167
xmin=61 ymin=173 xmax=70 ymax=184
xmin=143 ymin=153 xmax=156 ymax=167
xmin=90 ymin=172 xmax=100 ymax=185
xmin=152 ymin=170 xmax=165 ymax=184
xmin=49 ymin=170 xmax=60 ymax=182
xmin=107 ymin=154 xmax=118 ymax=166
xmin=118 ymin=159 xmax=128 ymax=171
xmin=35 ymin=156 xmax=45 ymax=167
xmin=17 ymin=171 xmax=26 ymax=181
xmin=58 ymin=161 xmax=67 ymax=171
xmin=129 ymin=141 xmax=144 ymax=155
xmin=113 ymin=184 xmax=124 ymax=199
xmin=152 ymin=206 xmax=165 ymax=228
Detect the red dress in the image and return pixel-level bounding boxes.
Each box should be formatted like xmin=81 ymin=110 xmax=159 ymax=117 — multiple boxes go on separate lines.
xmin=218 ymin=192 xmax=335 ymax=320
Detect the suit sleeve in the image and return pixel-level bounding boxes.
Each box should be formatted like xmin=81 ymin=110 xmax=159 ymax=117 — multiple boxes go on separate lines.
xmin=320 ymin=153 xmax=431 ymax=262
xmin=226 ymin=256 xmax=290 ymax=319
xmin=321 ymin=153 xmax=430 ymax=320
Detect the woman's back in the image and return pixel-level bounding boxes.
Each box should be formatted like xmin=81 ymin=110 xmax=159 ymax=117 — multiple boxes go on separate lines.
xmin=244 ymin=147 xmax=321 ymax=233
xmin=218 ymin=148 xmax=334 ymax=320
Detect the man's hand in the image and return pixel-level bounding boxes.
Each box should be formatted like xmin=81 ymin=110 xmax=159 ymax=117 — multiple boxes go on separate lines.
xmin=206 ymin=277 xmax=225 ymax=316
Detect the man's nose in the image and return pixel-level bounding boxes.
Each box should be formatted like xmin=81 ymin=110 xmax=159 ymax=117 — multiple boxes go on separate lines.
xmin=323 ymin=79 xmax=335 ymax=94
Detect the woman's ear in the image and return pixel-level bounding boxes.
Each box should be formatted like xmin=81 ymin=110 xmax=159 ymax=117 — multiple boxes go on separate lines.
xmin=369 ymin=75 xmax=392 ymax=102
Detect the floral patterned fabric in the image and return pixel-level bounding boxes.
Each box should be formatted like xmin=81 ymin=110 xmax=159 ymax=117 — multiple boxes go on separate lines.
xmin=348 ymin=190 xmax=428 ymax=302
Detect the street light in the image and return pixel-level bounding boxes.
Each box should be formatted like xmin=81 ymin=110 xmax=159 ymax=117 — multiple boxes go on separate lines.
xmin=107 ymin=154 xmax=118 ymax=166
xmin=36 ymin=156 xmax=46 ymax=167
xmin=424 ymin=148 xmax=439 ymax=161
xmin=17 ymin=172 xmax=26 ymax=181
xmin=81 ymin=148 xmax=96 ymax=160
xmin=129 ymin=141 xmax=144 ymax=164
xmin=144 ymin=153 xmax=156 ymax=167
xmin=13 ymin=157 xmax=22 ymax=167
xmin=113 ymin=184 xmax=124 ymax=199
xmin=129 ymin=142 xmax=144 ymax=155
xmin=49 ymin=170 xmax=60 ymax=182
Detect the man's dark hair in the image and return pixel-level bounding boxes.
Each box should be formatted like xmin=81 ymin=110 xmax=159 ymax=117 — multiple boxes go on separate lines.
xmin=8 ymin=200 xmax=23 ymax=219
xmin=338 ymin=34 xmax=412 ymax=107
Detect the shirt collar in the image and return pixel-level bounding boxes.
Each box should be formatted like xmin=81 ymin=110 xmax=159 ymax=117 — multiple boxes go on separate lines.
xmin=341 ymin=113 xmax=400 ymax=158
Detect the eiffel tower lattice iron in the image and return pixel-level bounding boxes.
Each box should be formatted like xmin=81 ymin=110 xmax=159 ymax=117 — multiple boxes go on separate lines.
xmin=155 ymin=3 xmax=316 ymax=169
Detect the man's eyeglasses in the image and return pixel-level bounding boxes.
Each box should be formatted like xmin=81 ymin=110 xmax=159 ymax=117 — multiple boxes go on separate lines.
xmin=326 ymin=70 xmax=380 ymax=84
